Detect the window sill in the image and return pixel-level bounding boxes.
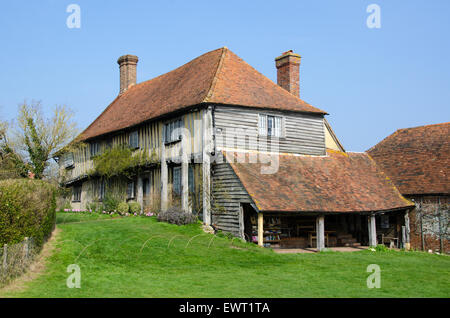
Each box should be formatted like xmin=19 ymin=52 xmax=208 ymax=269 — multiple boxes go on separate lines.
xmin=72 ymin=200 xmax=81 ymax=203
xmin=258 ymin=135 xmax=286 ymax=140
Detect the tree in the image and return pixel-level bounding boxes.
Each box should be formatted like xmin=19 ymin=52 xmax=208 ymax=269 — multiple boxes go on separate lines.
xmin=0 ymin=120 xmax=26 ymax=178
xmin=0 ymin=101 xmax=78 ymax=180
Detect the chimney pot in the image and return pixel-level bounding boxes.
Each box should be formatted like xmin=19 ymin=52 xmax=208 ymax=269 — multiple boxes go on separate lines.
xmin=117 ymin=54 xmax=139 ymax=94
xmin=275 ymin=50 xmax=301 ymax=97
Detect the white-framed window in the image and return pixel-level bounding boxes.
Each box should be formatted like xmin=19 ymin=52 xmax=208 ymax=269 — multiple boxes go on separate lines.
xmin=90 ymin=142 xmax=100 ymax=157
xmin=127 ymin=181 xmax=135 ymax=199
xmin=129 ymin=131 xmax=139 ymax=149
xmin=64 ymin=153 xmax=74 ymax=169
xmin=72 ymin=185 xmax=82 ymax=202
xmin=258 ymin=114 xmax=282 ymax=137
xmin=164 ymin=119 xmax=183 ymax=144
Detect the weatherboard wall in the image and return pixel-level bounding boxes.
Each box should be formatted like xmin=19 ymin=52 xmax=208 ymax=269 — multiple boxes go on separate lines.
xmin=213 ymin=106 xmax=326 ymax=155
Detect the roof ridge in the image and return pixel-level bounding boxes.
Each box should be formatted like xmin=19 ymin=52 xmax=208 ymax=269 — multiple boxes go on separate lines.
xmin=218 ymin=49 xmax=327 ymax=114
xmin=203 ymin=47 xmax=228 ymax=103
xmin=78 ymin=46 xmax=327 ymax=141
xmin=367 ymin=121 xmax=449 ymax=153
xmin=122 ymin=47 xmax=225 ymax=91
xmin=397 ymin=121 xmax=450 ymax=132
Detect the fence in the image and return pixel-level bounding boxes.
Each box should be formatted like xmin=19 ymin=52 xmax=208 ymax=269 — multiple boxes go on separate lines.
xmin=0 ymin=237 xmax=38 ymax=287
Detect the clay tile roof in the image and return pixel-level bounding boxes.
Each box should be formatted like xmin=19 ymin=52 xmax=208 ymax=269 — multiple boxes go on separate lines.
xmin=224 ymin=150 xmax=414 ymax=213
xmin=367 ymin=122 xmax=450 ymax=196
xmin=80 ymin=47 xmax=326 ymax=140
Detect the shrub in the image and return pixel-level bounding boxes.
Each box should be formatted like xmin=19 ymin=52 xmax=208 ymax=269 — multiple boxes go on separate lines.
xmin=129 ymin=201 xmax=141 ymax=214
xmin=117 ymin=202 xmax=129 ymax=214
xmin=0 ymin=179 xmax=56 ymax=246
xmin=375 ymin=244 xmax=390 ymax=252
xmin=87 ymin=202 xmax=101 ymax=213
xmin=102 ymin=192 xmax=120 ymax=212
xmin=157 ymin=206 xmax=198 ymax=225
xmin=60 ymin=200 xmax=72 ymax=211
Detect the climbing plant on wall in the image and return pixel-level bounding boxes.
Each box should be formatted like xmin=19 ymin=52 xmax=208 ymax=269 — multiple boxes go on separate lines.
xmin=89 ymin=145 xmax=159 ymax=179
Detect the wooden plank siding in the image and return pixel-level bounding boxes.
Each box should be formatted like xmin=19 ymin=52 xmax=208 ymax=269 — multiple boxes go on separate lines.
xmin=214 ymin=106 xmax=326 ymax=156
xmin=211 ymin=153 xmax=253 ymax=237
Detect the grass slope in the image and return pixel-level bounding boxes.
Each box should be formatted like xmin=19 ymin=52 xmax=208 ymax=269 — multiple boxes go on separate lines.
xmin=1 ymin=213 xmax=449 ymax=298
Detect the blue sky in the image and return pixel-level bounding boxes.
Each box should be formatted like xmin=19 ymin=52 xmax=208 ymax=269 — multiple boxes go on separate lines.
xmin=1 ymin=0 xmax=449 ymax=151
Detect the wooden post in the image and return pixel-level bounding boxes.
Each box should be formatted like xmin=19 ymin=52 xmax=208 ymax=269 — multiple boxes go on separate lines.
xmin=2 ymin=244 xmax=7 ymax=269
xmin=202 ymin=107 xmax=212 ymax=225
xmin=161 ymin=127 xmax=168 ymax=212
xmin=23 ymin=237 xmax=29 ymax=259
xmin=137 ymin=174 xmax=144 ymax=213
xmin=239 ymin=205 xmax=245 ymax=240
xmin=258 ymin=212 xmax=264 ymax=247
xmin=404 ymin=210 xmax=411 ymax=250
xmin=316 ymin=215 xmax=325 ymax=251
xmin=181 ymin=128 xmax=189 ymax=213
xmin=401 ymin=226 xmax=406 ymax=248
xmin=368 ymin=214 xmax=377 ymax=246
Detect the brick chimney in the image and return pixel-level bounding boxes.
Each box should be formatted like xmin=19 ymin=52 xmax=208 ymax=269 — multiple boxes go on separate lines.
xmin=275 ymin=50 xmax=301 ymax=97
xmin=117 ymin=54 xmax=139 ymax=94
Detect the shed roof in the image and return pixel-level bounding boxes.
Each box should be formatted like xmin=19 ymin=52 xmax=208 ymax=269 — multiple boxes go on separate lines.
xmin=224 ymin=150 xmax=414 ymax=213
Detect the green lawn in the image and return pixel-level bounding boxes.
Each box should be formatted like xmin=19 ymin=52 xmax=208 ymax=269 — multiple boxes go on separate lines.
xmin=1 ymin=212 xmax=449 ymax=297
xmin=55 ymin=211 xmax=119 ymax=224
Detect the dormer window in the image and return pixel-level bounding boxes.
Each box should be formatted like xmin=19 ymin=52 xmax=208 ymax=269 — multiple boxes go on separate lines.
xmin=258 ymin=114 xmax=282 ymax=137
xmin=129 ymin=131 xmax=139 ymax=149
xmin=164 ymin=119 xmax=183 ymax=144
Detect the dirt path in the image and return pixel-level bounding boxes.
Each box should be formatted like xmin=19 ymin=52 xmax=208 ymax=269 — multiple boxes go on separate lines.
xmin=0 ymin=227 xmax=61 ymax=297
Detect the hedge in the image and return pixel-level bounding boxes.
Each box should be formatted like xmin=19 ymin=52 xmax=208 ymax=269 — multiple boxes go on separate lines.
xmin=0 ymin=179 xmax=57 ymax=247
